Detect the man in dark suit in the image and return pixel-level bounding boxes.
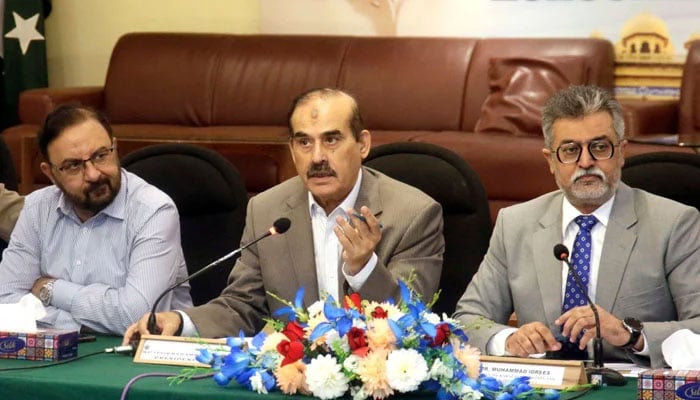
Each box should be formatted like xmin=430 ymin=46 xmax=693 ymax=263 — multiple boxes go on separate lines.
xmin=124 ymin=88 xmax=445 ymax=341
xmin=454 ymin=85 xmax=700 ymax=368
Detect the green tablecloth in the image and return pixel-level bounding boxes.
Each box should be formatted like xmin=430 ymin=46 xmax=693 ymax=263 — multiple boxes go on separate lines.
xmin=0 ymin=336 xmax=637 ymax=399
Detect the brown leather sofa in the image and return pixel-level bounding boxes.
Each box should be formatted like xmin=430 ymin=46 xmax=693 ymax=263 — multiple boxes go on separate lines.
xmin=3 ymin=33 xmax=695 ymax=221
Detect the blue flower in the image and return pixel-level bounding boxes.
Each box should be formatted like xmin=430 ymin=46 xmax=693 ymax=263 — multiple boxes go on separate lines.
xmin=272 ymin=287 xmax=305 ymax=322
xmin=436 ymin=387 xmax=457 ymax=400
xmin=480 ymin=376 xmax=502 ymax=392
xmin=213 ymin=371 xmax=232 ymax=386
xmin=217 ymin=347 xmax=252 ymax=382
xmin=496 ymin=393 xmax=514 ymax=400
xmin=543 ymin=389 xmax=560 ymax=400
xmin=226 ymin=331 xmax=247 ymax=349
xmin=309 ymin=295 xmax=362 ymax=340
xmin=195 ymin=348 xmax=218 ymax=367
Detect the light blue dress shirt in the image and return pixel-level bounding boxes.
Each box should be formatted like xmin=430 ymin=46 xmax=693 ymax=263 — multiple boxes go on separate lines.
xmin=0 ymin=169 xmax=192 ymax=334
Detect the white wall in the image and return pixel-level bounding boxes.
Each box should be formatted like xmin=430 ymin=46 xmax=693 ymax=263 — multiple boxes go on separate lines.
xmin=45 ymin=0 xmax=260 ymax=87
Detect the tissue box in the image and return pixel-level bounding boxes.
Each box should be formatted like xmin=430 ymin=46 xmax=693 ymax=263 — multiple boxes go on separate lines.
xmin=0 ymin=330 xmax=78 ymax=361
xmin=638 ymin=369 xmax=700 ymax=400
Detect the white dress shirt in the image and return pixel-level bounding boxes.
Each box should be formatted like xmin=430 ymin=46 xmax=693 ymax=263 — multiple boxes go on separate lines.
xmin=0 ymin=170 xmax=192 ymax=334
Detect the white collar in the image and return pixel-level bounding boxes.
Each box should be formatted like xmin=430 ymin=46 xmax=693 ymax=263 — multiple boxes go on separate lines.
xmin=308 ymin=169 xmax=363 ymax=218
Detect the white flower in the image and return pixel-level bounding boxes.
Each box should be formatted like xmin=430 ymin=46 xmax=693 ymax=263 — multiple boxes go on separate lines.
xmin=385 ymin=348 xmax=428 ymax=392
xmin=260 ymin=332 xmax=287 ymax=353
xmin=423 ymin=311 xmax=441 ymax=325
xmin=343 ymin=354 xmax=361 ymax=373
xmin=351 ymin=384 xmax=369 ymax=400
xmin=249 ymin=371 xmax=268 ymax=394
xmin=308 ymin=300 xmax=325 ymax=318
xmin=460 ymin=384 xmax=484 ymax=399
xmin=305 ymin=354 xmax=350 ymax=399
xmin=428 ymin=358 xmax=453 ymax=381
xmin=325 ymin=329 xmax=350 ymax=353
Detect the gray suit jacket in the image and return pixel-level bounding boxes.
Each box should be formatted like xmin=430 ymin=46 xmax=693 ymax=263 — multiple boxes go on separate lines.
xmin=188 ymin=167 xmax=444 ymax=337
xmin=0 ymin=184 xmax=23 ymax=242
xmin=454 ymin=183 xmax=700 ymax=368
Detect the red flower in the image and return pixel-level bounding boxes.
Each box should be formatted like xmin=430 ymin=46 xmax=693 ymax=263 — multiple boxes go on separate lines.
xmin=282 ymin=321 xmax=305 ymax=342
xmin=371 ymin=306 xmax=388 ymax=319
xmin=429 ymin=323 xmax=451 ymax=347
xmin=344 ymin=293 xmax=362 ymax=310
xmin=277 ymin=339 xmax=305 ymax=366
xmin=347 ymin=327 xmax=369 ymax=356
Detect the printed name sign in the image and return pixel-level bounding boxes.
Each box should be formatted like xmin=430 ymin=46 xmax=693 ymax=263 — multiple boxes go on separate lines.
xmin=133 ymin=335 xmax=229 ymax=367
xmin=479 ymin=356 xmax=587 ymax=389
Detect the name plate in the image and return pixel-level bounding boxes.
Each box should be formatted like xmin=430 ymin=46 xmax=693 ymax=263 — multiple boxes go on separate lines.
xmin=480 ymin=355 xmax=587 ymax=389
xmin=133 ymin=334 xmax=229 ymax=367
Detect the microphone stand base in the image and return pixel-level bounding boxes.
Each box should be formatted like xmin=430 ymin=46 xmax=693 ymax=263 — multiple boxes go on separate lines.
xmin=586 ymin=367 xmax=627 ymax=387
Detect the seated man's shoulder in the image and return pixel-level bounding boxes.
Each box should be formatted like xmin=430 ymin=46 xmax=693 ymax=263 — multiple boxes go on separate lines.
xmin=499 ymin=190 xmax=561 ymax=218
xmin=252 ymin=176 xmax=304 ymax=206
xmin=24 ymin=185 xmax=62 ymax=209
xmin=631 ymin=187 xmax=700 ymax=219
xmin=369 ymin=169 xmax=440 ymax=207
xmin=125 ymin=171 xmax=176 ymax=209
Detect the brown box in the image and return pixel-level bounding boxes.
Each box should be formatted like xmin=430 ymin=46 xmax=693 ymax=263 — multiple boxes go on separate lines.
xmin=0 ymin=330 xmax=78 ymax=361
xmin=638 ymin=369 xmax=700 ymax=400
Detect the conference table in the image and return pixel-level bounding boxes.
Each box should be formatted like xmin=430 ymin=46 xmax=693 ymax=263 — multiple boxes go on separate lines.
xmin=0 ymin=336 xmax=637 ymax=400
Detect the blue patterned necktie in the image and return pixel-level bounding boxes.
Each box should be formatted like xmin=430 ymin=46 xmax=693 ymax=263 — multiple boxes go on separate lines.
xmin=562 ymin=215 xmax=598 ymax=313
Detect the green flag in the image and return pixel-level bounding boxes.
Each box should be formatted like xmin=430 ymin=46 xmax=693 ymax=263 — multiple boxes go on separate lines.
xmin=1 ymin=0 xmax=47 ymax=130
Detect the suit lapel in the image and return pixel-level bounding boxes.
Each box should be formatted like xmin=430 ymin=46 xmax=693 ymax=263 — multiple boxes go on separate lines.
xmin=596 ymin=184 xmax=638 ymax=313
xmin=533 ymin=194 xmax=566 ymax=327
xmin=283 ymin=182 xmax=321 ymax=307
xmin=354 ymin=168 xmax=384 ymax=219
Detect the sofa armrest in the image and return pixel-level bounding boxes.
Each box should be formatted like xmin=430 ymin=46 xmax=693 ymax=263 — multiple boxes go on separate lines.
xmin=619 ymin=99 xmax=678 ymax=138
xmin=18 ymin=87 xmax=104 ymax=124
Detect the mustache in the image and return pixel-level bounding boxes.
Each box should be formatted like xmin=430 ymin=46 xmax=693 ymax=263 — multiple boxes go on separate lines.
xmin=571 ymin=167 xmax=606 ymax=183
xmin=84 ymin=176 xmax=112 ymax=196
xmin=307 ymin=162 xmax=336 ymax=178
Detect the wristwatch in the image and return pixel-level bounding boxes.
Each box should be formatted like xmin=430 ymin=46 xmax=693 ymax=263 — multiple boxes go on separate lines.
xmin=621 ymin=317 xmax=643 ymax=349
xmin=38 ymin=279 xmax=56 ymax=307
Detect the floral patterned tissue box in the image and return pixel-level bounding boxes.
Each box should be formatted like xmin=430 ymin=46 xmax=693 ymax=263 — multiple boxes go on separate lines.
xmin=0 ymin=330 xmax=78 ymax=361
xmin=638 ymin=369 xmax=700 ymax=400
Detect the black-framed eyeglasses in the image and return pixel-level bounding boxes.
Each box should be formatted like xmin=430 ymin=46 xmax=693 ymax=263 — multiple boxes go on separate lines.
xmin=49 ymin=146 xmax=115 ymax=176
xmin=553 ymin=139 xmax=619 ymax=164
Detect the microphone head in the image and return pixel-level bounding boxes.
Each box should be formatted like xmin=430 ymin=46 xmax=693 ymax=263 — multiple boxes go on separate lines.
xmin=553 ymin=244 xmax=570 ymax=261
xmin=272 ymin=217 xmax=291 ymax=234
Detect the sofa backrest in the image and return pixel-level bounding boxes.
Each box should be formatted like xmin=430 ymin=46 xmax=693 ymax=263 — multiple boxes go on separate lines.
xmin=105 ymin=33 xmax=350 ymax=126
xmin=104 ymin=33 xmax=613 ymax=135
xmin=461 ymin=38 xmax=616 ymax=133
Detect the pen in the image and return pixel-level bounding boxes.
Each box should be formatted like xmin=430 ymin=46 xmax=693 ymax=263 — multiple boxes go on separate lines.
xmin=351 ymin=212 xmax=384 ymax=229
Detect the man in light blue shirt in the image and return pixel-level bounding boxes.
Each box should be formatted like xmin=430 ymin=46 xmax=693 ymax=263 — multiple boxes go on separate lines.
xmin=0 ymin=104 xmax=192 ymax=334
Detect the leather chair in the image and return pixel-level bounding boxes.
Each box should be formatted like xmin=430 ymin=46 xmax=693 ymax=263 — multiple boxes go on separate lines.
xmin=121 ymin=143 xmax=248 ymax=305
xmin=364 ymin=142 xmax=491 ymax=315
xmin=621 ymin=151 xmax=700 ymax=211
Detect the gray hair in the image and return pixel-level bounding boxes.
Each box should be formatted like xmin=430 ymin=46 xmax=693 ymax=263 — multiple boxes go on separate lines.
xmin=541 ymin=85 xmax=624 ymax=149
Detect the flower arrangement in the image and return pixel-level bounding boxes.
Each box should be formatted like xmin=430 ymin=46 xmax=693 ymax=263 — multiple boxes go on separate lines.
xmin=192 ymin=282 xmax=561 ymax=400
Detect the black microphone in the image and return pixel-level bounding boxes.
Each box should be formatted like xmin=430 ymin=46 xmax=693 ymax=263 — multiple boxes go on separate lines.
xmin=146 ymin=217 xmax=292 ymax=334
xmin=553 ymin=244 xmax=626 ymax=387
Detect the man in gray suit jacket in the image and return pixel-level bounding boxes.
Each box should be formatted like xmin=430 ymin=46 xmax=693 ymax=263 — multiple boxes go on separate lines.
xmin=124 ymin=88 xmax=444 ymax=341
xmin=454 ymin=85 xmax=700 ymax=368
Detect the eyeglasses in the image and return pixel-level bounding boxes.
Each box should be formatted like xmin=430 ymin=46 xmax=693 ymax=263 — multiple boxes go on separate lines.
xmin=554 ymin=139 xmax=619 ymax=164
xmin=50 ymin=147 xmax=115 ymax=176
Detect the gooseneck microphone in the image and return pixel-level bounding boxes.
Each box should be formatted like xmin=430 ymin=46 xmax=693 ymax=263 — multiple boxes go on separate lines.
xmin=146 ymin=217 xmax=292 ymax=334
xmin=553 ymin=244 xmax=626 ymax=387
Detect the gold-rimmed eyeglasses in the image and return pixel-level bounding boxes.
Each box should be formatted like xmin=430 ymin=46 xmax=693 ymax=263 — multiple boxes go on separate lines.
xmin=553 ymin=138 xmax=620 ymax=164
xmin=49 ymin=146 xmax=115 ymax=176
